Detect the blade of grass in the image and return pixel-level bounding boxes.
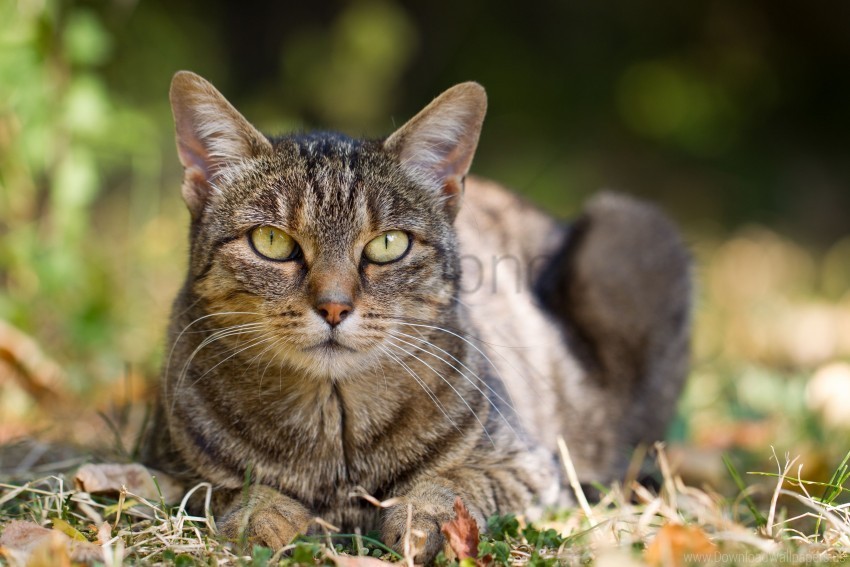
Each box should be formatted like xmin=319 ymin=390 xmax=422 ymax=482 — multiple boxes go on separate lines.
xmin=723 ymin=454 xmax=767 ymax=527
xmin=748 ymin=471 xmax=850 ymax=495
xmin=820 ymin=450 xmax=850 ymax=505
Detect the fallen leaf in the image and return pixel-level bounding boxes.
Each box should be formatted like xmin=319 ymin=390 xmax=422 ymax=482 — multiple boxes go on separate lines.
xmin=19 ymin=530 xmax=71 ymax=567
xmin=645 ymin=523 xmax=717 ymax=567
xmin=332 ymin=554 xmax=395 ymax=566
xmin=50 ymin=517 xmax=87 ymax=542
xmin=440 ymin=497 xmax=480 ymax=562
xmin=74 ymin=463 xmax=184 ymax=503
xmin=0 ymin=520 xmax=102 ymax=564
xmin=0 ymin=521 xmax=60 ymax=555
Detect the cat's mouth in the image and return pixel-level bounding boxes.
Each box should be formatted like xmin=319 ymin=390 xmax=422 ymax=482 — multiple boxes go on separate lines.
xmin=306 ymin=338 xmax=356 ymax=354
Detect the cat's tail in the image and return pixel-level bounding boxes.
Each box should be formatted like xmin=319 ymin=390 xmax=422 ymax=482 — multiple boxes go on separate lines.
xmin=537 ymin=191 xmax=692 ymax=452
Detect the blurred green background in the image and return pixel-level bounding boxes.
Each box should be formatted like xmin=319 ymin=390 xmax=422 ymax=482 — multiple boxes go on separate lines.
xmin=2 ymin=0 xmax=850 ymax=478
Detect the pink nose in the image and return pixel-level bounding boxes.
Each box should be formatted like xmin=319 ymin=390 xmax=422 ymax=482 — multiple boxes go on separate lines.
xmin=316 ymin=301 xmax=352 ymax=327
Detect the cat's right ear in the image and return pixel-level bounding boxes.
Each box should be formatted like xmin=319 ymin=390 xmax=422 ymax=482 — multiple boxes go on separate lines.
xmin=384 ymin=82 xmax=487 ymax=219
xmin=170 ymin=71 xmax=272 ymax=218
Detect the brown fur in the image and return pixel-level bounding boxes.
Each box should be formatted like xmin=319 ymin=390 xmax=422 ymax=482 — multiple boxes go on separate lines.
xmin=142 ymin=71 xmax=691 ymax=562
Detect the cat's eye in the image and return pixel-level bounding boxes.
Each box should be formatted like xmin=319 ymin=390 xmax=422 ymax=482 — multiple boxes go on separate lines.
xmin=249 ymin=225 xmax=299 ymax=261
xmin=364 ymin=230 xmax=410 ymax=264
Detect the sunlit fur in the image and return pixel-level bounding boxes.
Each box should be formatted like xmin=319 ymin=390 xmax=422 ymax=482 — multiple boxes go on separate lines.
xmin=142 ymin=72 xmax=691 ymax=563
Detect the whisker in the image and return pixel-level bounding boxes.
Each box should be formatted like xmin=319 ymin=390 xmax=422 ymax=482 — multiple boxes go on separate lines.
xmin=376 ymin=345 xmax=460 ymax=434
xmin=179 ymin=323 xmax=266 ymax=334
xmin=387 ymin=332 xmax=519 ymax=440
xmin=392 ymin=319 xmax=541 ymax=395
xmin=392 ymin=320 xmax=516 ymax=390
xmin=164 ymin=311 xmax=263 ymax=394
xmin=168 ymin=321 xmax=266 ymax=415
xmin=389 ymin=330 xmax=517 ymax=413
xmin=384 ymin=340 xmax=495 ymax=446
xmin=244 ymin=333 xmax=281 ymax=371
xmin=188 ymin=334 xmax=278 ymax=389
xmin=175 ymin=325 xmax=265 ymax=388
xmin=254 ymin=337 xmax=286 ymax=391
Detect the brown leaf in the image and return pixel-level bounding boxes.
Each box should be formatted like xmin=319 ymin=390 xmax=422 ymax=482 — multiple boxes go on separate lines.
xmin=0 ymin=520 xmax=103 ymax=564
xmin=332 ymin=554 xmax=395 ymax=567
xmin=74 ymin=463 xmax=184 ymax=504
xmin=440 ymin=497 xmax=480 ymax=561
xmin=645 ymin=523 xmax=717 ymax=567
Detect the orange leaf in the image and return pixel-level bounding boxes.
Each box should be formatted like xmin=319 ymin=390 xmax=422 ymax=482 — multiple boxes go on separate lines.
xmin=645 ymin=523 xmax=717 ymax=567
xmin=440 ymin=497 xmax=480 ymax=561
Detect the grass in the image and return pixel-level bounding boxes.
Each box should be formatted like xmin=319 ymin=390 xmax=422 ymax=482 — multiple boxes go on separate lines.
xmin=2 ymin=442 xmax=850 ymax=565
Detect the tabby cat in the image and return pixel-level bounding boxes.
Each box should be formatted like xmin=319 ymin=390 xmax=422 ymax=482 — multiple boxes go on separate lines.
xmin=141 ymin=71 xmax=691 ymax=562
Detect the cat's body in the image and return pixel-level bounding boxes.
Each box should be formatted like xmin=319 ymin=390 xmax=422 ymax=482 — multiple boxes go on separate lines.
xmin=142 ymin=72 xmax=690 ymax=562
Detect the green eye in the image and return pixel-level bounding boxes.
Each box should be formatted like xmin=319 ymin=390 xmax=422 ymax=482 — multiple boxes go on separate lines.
xmin=364 ymin=230 xmax=410 ymax=264
xmin=249 ymin=225 xmax=298 ymax=260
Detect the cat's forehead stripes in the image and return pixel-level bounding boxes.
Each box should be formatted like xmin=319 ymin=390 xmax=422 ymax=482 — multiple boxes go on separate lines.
xmin=271 ymin=134 xmax=373 ymax=248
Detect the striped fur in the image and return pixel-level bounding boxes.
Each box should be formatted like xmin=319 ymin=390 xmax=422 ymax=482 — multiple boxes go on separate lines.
xmin=142 ymin=72 xmax=690 ymax=562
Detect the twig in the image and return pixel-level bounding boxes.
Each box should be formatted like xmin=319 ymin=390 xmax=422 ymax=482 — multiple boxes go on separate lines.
xmin=557 ymin=435 xmax=595 ymax=525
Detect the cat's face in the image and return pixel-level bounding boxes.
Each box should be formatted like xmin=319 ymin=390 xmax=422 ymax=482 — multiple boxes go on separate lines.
xmin=170 ymin=73 xmax=486 ymax=380
xmin=190 ymin=137 xmax=460 ymax=379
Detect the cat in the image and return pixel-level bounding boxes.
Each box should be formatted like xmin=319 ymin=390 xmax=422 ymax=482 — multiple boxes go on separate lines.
xmin=141 ymin=71 xmax=691 ymax=563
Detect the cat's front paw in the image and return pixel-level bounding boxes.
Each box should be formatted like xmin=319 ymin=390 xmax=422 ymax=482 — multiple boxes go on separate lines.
xmin=218 ymin=486 xmax=311 ymax=550
xmin=382 ymin=483 xmax=479 ymax=564
xmin=382 ymin=503 xmax=449 ymax=564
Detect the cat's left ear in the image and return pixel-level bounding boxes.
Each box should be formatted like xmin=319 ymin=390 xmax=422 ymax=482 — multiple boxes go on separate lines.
xmin=384 ymin=82 xmax=487 ymax=218
xmin=170 ymin=71 xmax=273 ymax=219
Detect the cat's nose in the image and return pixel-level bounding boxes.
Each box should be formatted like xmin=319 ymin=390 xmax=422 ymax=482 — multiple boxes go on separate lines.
xmin=315 ymin=301 xmax=353 ymax=327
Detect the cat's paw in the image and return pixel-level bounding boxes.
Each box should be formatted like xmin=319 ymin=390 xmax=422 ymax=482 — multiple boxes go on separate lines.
xmin=382 ymin=503 xmax=449 ymax=564
xmin=218 ymin=486 xmax=311 ymax=550
xmin=382 ymin=483 xmax=477 ymax=564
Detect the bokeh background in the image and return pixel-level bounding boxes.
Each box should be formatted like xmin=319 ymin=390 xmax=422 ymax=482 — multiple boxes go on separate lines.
xmin=2 ymin=0 xmax=850 ymax=485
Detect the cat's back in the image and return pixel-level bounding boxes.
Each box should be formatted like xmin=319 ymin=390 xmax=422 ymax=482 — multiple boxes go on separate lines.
xmin=455 ymin=176 xmax=691 ymax=484
xmin=454 ymin=178 xmax=582 ymax=452
xmin=456 ymin=177 xmax=565 ymax=274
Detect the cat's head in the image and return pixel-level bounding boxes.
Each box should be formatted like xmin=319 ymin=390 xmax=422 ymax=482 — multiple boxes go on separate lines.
xmin=169 ymin=71 xmax=486 ymax=380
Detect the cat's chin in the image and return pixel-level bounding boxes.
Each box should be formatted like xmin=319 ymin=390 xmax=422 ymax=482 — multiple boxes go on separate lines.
xmin=279 ymin=342 xmax=383 ymax=381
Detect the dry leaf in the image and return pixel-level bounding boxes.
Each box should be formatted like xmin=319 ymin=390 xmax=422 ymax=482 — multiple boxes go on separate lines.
xmin=0 ymin=521 xmax=55 ymax=554
xmin=74 ymin=463 xmax=184 ymax=504
xmin=0 ymin=520 xmax=102 ymax=564
xmin=332 ymin=555 xmax=395 ymax=567
xmin=440 ymin=497 xmax=480 ymax=561
xmin=18 ymin=530 xmax=71 ymax=567
xmin=645 ymin=523 xmax=717 ymax=567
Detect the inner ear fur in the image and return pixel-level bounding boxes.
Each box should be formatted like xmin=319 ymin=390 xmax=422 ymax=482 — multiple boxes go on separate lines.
xmin=169 ymin=70 xmax=272 ymax=218
xmin=384 ymin=82 xmax=487 ymax=218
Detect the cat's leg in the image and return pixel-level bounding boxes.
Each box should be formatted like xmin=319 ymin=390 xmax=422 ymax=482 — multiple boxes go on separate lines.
xmin=217 ymin=485 xmax=312 ymax=550
xmin=535 ymin=191 xmax=691 ymax=484
xmin=382 ymin=454 xmax=555 ymax=563
xmin=141 ymin=404 xmax=312 ymax=549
